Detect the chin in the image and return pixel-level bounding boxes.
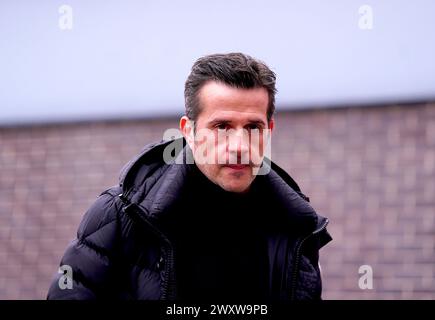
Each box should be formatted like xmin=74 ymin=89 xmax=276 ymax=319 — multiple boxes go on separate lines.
xmin=221 ymin=182 xmax=251 ymax=194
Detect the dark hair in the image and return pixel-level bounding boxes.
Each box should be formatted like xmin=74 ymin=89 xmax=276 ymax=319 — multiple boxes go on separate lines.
xmin=184 ymin=52 xmax=277 ymax=122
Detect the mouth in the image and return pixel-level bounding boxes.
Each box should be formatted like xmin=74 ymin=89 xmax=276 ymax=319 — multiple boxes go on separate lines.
xmin=223 ymin=164 xmax=250 ymax=170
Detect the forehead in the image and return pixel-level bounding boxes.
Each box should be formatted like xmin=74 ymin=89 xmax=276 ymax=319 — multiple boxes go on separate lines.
xmin=197 ymin=81 xmax=269 ymax=119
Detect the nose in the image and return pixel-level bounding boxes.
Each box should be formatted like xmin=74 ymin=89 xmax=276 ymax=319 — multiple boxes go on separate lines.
xmin=227 ymin=128 xmax=250 ymax=164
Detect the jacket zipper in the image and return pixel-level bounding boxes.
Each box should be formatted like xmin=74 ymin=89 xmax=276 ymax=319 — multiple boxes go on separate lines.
xmin=119 ymin=194 xmax=177 ymax=300
xmin=289 ymin=218 xmax=329 ymax=300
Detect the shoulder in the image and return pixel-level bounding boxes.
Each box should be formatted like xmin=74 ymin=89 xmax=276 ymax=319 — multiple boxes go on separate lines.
xmin=76 ymin=186 xmax=124 ymax=250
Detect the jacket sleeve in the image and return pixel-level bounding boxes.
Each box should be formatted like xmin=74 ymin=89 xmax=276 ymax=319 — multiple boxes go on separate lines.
xmin=294 ymin=227 xmax=333 ymax=300
xmin=47 ymin=189 xmax=122 ymax=299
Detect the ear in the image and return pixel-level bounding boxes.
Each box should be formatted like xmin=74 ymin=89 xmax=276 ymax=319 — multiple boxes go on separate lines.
xmin=264 ymin=118 xmax=274 ymax=144
xmin=268 ymin=118 xmax=275 ymax=132
xmin=179 ymin=115 xmax=195 ymax=149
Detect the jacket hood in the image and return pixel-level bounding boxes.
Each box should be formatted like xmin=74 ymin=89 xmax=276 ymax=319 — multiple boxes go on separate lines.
xmin=119 ymin=138 xmax=328 ymax=236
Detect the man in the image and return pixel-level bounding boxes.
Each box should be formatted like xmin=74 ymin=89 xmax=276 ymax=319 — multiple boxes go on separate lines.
xmin=47 ymin=52 xmax=332 ymax=300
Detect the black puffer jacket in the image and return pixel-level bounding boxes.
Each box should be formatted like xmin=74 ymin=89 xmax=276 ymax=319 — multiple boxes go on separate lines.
xmin=47 ymin=138 xmax=332 ymax=300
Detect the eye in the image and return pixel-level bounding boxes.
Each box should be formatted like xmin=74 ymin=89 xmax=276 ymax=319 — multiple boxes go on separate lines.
xmin=215 ymin=123 xmax=229 ymax=130
xmin=246 ymin=123 xmax=261 ymax=130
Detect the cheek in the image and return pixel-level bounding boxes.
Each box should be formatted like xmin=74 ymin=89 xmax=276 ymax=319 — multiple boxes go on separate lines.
xmin=204 ymin=162 xmax=222 ymax=180
xmin=249 ymin=136 xmax=266 ymax=164
xmin=216 ymin=139 xmax=227 ymax=154
xmin=254 ymin=131 xmax=272 ymax=157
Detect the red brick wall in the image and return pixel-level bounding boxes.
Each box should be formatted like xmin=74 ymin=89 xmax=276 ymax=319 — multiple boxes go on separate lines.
xmin=0 ymin=103 xmax=434 ymax=299
xmin=273 ymin=104 xmax=435 ymax=299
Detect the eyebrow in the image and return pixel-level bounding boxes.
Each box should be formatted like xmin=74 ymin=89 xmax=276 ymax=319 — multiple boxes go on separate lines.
xmin=207 ymin=118 xmax=267 ymax=127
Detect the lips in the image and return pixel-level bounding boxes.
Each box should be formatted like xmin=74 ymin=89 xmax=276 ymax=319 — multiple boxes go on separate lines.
xmin=224 ymin=164 xmax=250 ymax=170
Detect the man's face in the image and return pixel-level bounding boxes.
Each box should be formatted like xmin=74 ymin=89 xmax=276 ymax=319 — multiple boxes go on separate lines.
xmin=180 ymin=81 xmax=274 ymax=193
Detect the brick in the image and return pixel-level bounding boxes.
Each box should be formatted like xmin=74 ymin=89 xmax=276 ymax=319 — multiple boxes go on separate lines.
xmin=0 ymin=104 xmax=434 ymax=299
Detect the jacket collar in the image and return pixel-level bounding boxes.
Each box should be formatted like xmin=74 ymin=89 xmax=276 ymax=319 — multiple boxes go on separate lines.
xmin=119 ymin=138 xmax=322 ymax=234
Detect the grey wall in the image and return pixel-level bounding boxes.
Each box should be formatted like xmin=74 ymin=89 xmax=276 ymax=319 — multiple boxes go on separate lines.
xmin=1 ymin=0 xmax=435 ymax=124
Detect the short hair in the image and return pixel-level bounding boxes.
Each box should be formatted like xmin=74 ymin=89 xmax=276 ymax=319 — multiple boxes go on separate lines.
xmin=184 ymin=52 xmax=277 ymax=122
